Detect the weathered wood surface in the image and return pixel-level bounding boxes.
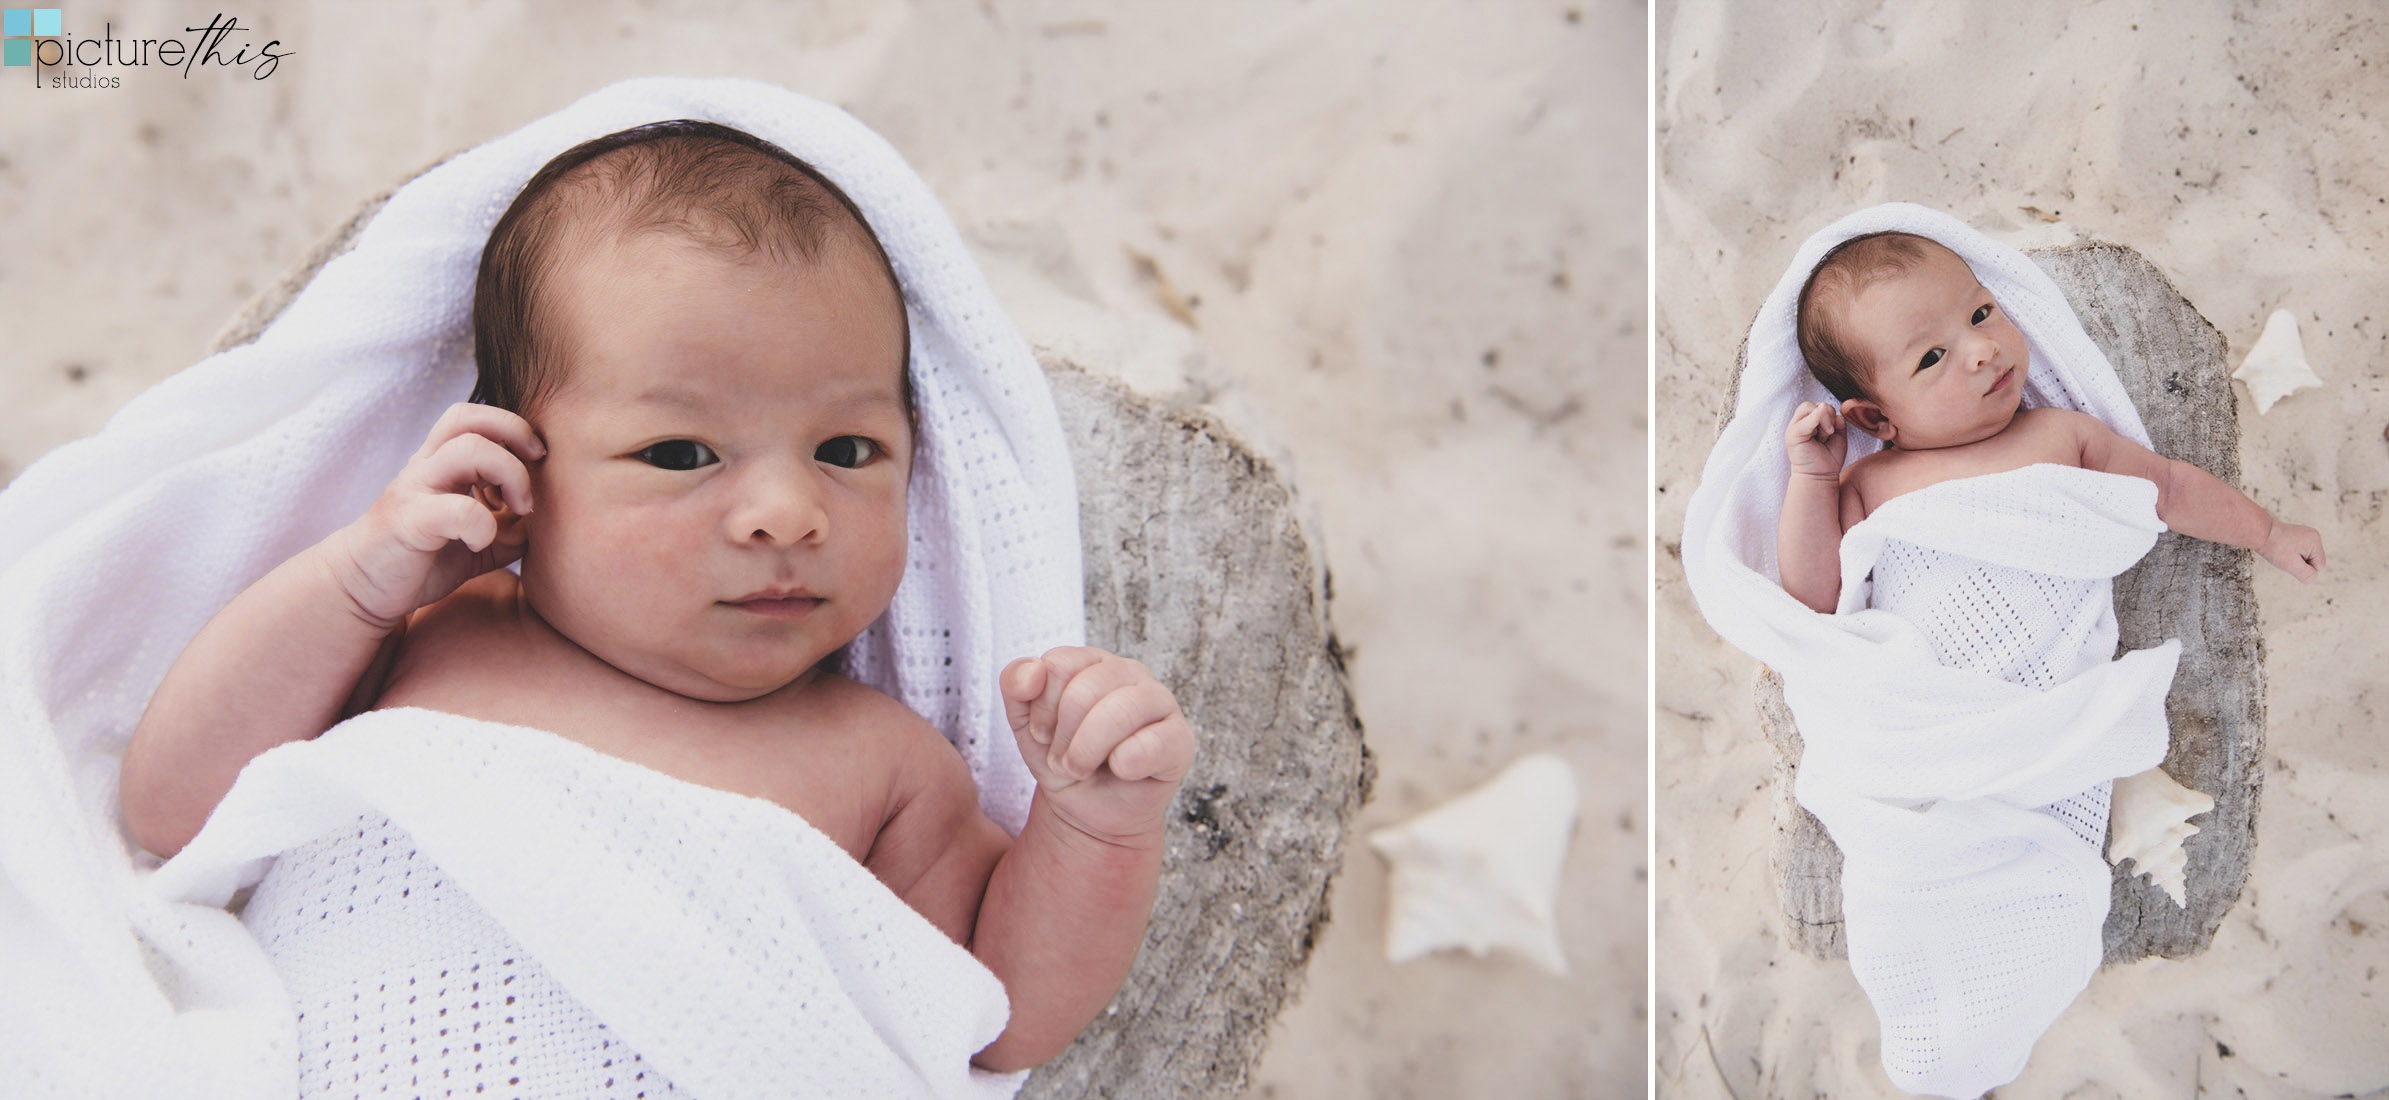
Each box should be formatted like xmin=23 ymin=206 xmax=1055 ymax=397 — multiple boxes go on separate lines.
xmin=1031 ymin=363 xmax=1371 ymax=1097
xmin=219 ymin=181 xmax=1375 ymax=1097
xmin=1735 ymin=244 xmax=2263 ymax=963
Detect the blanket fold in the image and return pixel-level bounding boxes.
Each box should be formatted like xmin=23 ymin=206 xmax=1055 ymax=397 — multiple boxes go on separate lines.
xmin=1682 ymin=204 xmax=2182 ymax=1098
xmin=150 ymin=708 xmax=1021 ymax=1100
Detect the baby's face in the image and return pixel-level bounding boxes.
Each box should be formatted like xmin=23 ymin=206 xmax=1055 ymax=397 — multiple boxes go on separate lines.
xmin=519 ymin=230 xmax=911 ymax=703
xmin=1838 ymin=242 xmax=2029 ymax=450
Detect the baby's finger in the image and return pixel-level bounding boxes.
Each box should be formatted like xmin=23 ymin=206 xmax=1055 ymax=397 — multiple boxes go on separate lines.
xmin=1105 ymin=714 xmax=1194 ymax=785
xmin=1032 ymin=650 xmax=1113 ymax=750
xmin=417 ymin=403 xmax=546 ymax=466
xmin=1001 ymin=659 xmax=1049 ymax=744
xmin=1024 ymin=646 xmax=1108 ymax=755
xmin=415 ymin=433 xmax=536 ymax=516
xmin=1049 ymin=657 xmax=1155 ymax=776
xmin=399 ymin=492 xmax=500 ymax=553
xmin=1057 ymin=679 xmax=1179 ymax=783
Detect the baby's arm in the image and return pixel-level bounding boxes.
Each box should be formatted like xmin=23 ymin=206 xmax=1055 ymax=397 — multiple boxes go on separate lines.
xmin=2070 ymin=411 xmax=2324 ymax=581
xmin=978 ymin=648 xmax=1190 ymax=1069
xmin=878 ymin=648 xmax=1192 ymax=1072
xmin=1778 ymin=401 xmax=1859 ymax=612
xmin=120 ymin=404 xmax=543 ymax=858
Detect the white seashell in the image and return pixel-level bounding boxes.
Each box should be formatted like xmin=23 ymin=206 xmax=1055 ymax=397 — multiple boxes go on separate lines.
xmin=2106 ymin=767 xmax=2216 ymax=908
xmin=1368 ymin=752 xmax=1580 ymax=974
xmin=2232 ymin=309 xmax=2325 ymax=414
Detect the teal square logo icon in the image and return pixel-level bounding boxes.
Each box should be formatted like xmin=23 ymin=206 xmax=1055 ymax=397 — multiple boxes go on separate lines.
xmin=4 ymin=8 xmax=60 ymax=66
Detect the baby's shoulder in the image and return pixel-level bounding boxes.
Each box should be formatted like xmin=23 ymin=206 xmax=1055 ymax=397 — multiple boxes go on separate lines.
xmin=751 ymin=672 xmax=965 ymax=799
xmin=2008 ymin=407 xmax=2104 ymax=458
xmin=1837 ymin=446 xmax=1901 ymax=507
xmin=783 ymin=672 xmax=947 ymax=754
xmin=767 ymin=672 xmax=988 ymax=871
xmin=369 ymin=572 xmax=530 ymax=708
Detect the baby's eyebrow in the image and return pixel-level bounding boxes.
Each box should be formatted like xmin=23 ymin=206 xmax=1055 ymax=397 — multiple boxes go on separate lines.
xmin=631 ymin=384 xmax=712 ymax=411
xmin=825 ymin=387 xmax=906 ymax=416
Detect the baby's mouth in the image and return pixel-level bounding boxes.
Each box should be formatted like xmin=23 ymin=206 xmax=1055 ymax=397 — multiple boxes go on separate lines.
xmin=1988 ymin=366 xmax=2016 ymax=395
xmin=726 ymin=588 xmax=824 ymax=618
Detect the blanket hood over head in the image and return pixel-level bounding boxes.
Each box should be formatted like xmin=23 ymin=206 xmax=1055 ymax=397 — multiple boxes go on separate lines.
xmin=0 ymin=77 xmax=1081 ymax=1097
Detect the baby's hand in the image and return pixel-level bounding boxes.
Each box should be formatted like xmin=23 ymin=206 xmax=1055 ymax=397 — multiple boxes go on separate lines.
xmin=1785 ymin=401 xmax=1849 ymax=482
xmin=2259 ymin=521 xmax=2325 ymax=582
xmin=328 ymin=403 xmax=545 ymax=629
xmin=1002 ymin=647 xmax=1195 ymax=846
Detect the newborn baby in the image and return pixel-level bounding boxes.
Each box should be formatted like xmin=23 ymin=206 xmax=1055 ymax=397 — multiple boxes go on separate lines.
xmin=1775 ymin=230 xmax=2324 ymax=610
xmin=120 ymin=120 xmax=1191 ymax=1077
xmin=1760 ymin=227 xmax=2322 ymax=1096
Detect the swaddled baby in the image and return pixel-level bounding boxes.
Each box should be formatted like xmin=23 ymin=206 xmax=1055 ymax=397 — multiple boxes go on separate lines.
xmin=1772 ymin=230 xmax=2321 ymax=1093
xmin=120 ymin=121 xmax=1192 ymax=1083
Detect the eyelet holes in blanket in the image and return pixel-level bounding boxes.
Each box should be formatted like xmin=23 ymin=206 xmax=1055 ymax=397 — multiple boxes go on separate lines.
xmin=241 ymin=814 xmax=689 ymax=1098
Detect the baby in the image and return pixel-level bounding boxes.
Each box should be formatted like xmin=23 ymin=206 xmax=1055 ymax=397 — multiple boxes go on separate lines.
xmin=1762 ymin=226 xmax=2323 ymax=1096
xmin=1776 ymin=230 xmax=2324 ymax=611
xmin=119 ymin=121 xmax=1192 ymax=1074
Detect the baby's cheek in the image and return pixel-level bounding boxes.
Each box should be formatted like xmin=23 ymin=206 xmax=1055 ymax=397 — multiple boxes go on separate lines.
xmin=609 ymin=512 xmax=709 ymax=584
xmin=861 ymin=505 xmax=910 ymax=596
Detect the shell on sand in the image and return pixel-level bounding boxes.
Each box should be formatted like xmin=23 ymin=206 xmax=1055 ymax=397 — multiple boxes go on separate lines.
xmin=2107 ymin=767 xmax=2217 ymax=908
xmin=1368 ymin=753 xmax=1581 ymax=974
xmin=2232 ymin=308 xmax=2324 ymax=414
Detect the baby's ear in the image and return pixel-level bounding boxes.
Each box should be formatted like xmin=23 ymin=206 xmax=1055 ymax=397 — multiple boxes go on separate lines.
xmin=1840 ymin=398 xmax=1895 ymax=443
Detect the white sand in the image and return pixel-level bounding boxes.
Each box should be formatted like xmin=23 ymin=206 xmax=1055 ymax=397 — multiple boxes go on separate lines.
xmin=0 ymin=1 xmax=1644 ymax=1095
xmin=1659 ymin=1 xmax=2389 ymax=1095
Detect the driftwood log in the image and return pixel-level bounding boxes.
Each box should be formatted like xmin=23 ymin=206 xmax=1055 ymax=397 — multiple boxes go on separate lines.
xmin=1736 ymin=244 xmax=2264 ymax=964
xmin=217 ymin=176 xmax=1373 ymax=1098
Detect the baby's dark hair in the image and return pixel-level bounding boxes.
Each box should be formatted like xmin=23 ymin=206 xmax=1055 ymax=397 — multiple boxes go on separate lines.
xmin=471 ymin=119 xmax=910 ymax=415
xmin=1793 ymin=231 xmax=1936 ymax=402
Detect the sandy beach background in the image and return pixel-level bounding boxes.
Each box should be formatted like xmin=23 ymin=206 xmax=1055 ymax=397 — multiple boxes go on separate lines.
xmin=1658 ymin=1 xmax=2386 ymax=1096
xmin=0 ymin=1 xmax=1643 ymax=1096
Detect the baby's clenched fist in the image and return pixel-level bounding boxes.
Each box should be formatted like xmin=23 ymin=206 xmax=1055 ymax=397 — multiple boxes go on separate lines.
xmin=1002 ymin=647 xmax=1194 ymax=847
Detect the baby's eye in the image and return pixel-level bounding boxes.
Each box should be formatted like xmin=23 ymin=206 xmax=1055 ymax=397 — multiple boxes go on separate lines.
xmin=1972 ymin=304 xmax=1994 ymax=324
xmin=638 ymin=440 xmax=718 ymax=470
xmin=1918 ymin=348 xmax=1945 ymax=371
xmin=816 ymin=436 xmax=878 ymax=469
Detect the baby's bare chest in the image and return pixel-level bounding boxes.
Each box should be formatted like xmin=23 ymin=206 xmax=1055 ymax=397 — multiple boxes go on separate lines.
xmin=1859 ymin=427 xmax=2083 ymax=514
xmin=371 ymin=604 xmax=896 ymax=863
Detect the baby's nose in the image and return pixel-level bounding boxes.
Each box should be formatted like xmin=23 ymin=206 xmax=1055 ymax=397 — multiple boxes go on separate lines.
xmin=728 ymin=463 xmax=828 ymax=546
xmin=1962 ymin=333 xmax=1997 ymax=369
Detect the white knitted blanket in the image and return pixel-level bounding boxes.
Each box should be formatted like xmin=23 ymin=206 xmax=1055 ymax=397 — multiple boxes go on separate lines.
xmin=1681 ymin=204 xmax=2181 ymax=1098
xmin=148 ymin=709 xmax=1020 ymax=1100
xmin=0 ymin=78 xmax=1077 ymax=1097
